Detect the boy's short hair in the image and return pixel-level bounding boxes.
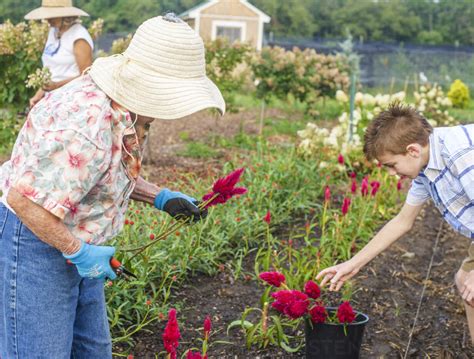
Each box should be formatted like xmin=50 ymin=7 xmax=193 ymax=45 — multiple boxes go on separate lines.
xmin=363 ymin=103 xmax=433 ymax=160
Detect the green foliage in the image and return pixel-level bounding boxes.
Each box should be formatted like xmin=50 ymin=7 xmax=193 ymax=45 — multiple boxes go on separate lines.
xmin=205 ymin=38 xmax=253 ymax=113
xmin=0 ymin=110 xmax=24 ymax=155
xmin=0 ymin=20 xmax=48 ymax=109
xmin=447 ymin=79 xmax=470 ymax=109
xmin=178 ymin=142 xmax=219 ymax=159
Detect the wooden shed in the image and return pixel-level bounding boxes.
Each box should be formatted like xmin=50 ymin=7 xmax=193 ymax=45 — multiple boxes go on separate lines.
xmin=180 ymin=0 xmax=271 ymax=50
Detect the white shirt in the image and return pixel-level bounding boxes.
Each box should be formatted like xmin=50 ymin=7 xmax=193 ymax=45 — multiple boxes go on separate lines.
xmin=42 ymin=23 xmax=94 ymax=82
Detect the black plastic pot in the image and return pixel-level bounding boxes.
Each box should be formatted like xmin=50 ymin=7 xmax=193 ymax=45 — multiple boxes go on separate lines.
xmin=305 ymin=307 xmax=369 ymax=359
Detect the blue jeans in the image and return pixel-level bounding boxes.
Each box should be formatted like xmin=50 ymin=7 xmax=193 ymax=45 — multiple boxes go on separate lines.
xmin=0 ymin=203 xmax=112 ymax=359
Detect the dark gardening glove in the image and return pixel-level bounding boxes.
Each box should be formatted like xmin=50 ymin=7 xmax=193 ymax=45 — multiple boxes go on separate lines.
xmin=154 ymin=188 xmax=207 ymax=221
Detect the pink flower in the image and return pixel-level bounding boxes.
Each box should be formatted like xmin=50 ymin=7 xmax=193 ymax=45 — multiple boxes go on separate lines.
xmin=337 ymin=301 xmax=356 ymax=323
xmin=324 ymin=186 xmax=331 ymax=203
xmin=396 ymin=179 xmax=402 ymax=191
xmin=186 ymin=351 xmax=202 ymax=359
xmin=263 ymin=210 xmax=271 ymax=224
xmin=341 ymin=197 xmax=351 ymax=216
xmin=203 ymin=316 xmax=212 ymax=338
xmin=310 ymin=305 xmax=327 ymax=323
xmin=337 ymin=154 xmax=344 ymax=165
xmin=350 ymin=180 xmax=357 ymax=194
xmin=163 ymin=309 xmax=180 ymax=357
xmin=259 ymin=271 xmax=286 ymax=287
xmin=271 ymin=290 xmax=309 ymax=319
xmin=360 ymin=176 xmax=369 ymax=196
xmin=304 ymin=280 xmax=321 ymax=299
xmin=349 ymin=171 xmax=357 ymax=179
xmin=370 ymin=181 xmax=381 ymax=196
xmin=202 ymin=168 xmax=247 ymax=208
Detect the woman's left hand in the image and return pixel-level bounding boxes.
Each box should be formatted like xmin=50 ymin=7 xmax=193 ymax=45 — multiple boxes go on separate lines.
xmin=42 ymin=81 xmax=59 ymax=91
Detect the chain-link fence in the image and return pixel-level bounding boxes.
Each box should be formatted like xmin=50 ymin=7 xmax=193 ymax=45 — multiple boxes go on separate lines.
xmin=267 ymin=36 xmax=474 ymax=90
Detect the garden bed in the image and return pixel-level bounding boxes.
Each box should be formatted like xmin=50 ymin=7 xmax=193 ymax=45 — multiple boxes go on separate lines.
xmin=114 ymin=109 xmax=472 ymax=358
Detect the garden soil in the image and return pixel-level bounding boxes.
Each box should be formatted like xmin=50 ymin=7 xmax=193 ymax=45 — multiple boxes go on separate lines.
xmin=1 ymin=109 xmax=472 ymax=358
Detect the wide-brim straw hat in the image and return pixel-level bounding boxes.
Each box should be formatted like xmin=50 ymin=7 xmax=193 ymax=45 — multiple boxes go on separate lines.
xmin=89 ymin=14 xmax=225 ymax=120
xmin=25 ymin=0 xmax=89 ymax=20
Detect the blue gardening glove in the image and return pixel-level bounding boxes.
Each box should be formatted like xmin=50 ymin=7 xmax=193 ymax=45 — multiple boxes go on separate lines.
xmin=63 ymin=241 xmax=117 ymax=280
xmin=154 ymin=188 xmax=207 ymax=221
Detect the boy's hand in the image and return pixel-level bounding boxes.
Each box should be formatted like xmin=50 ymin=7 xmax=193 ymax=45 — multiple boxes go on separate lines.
xmin=460 ymin=270 xmax=474 ymax=307
xmin=316 ymin=260 xmax=361 ymax=291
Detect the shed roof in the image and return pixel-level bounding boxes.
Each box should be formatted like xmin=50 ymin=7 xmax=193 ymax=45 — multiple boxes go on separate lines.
xmin=180 ymin=0 xmax=270 ymax=23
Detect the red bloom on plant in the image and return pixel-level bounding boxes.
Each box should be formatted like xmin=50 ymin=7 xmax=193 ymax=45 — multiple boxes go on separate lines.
xmin=341 ymin=197 xmax=351 ymax=216
xmin=337 ymin=154 xmax=344 ymax=165
xmin=349 ymin=171 xmax=357 ymax=179
xmin=186 ymin=351 xmax=202 ymax=359
xmin=361 ymin=176 xmax=369 ymax=196
xmin=397 ymin=179 xmax=402 ymax=191
xmin=271 ymin=290 xmax=309 ymax=319
xmin=263 ymin=210 xmax=271 ymax=224
xmin=310 ymin=305 xmax=327 ymax=323
xmin=304 ymin=280 xmax=321 ymax=300
xmin=370 ymin=181 xmax=381 ymax=196
xmin=203 ymin=316 xmax=212 ymax=338
xmin=324 ymin=186 xmax=331 ymax=203
xmin=350 ymin=180 xmax=357 ymax=194
xmin=162 ymin=308 xmax=181 ymax=357
xmin=337 ymin=301 xmax=356 ymax=323
xmin=202 ymin=168 xmax=247 ymax=208
xmin=259 ymin=271 xmax=286 ymax=287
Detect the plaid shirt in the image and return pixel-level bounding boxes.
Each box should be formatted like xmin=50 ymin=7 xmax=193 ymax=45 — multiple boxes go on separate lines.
xmin=406 ymin=125 xmax=474 ymax=240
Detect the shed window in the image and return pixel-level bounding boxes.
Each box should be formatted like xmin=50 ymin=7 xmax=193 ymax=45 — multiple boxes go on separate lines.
xmin=216 ymin=26 xmax=242 ymax=43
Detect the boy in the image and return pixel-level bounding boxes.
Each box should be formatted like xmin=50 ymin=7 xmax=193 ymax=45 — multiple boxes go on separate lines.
xmin=317 ymin=103 xmax=474 ymax=342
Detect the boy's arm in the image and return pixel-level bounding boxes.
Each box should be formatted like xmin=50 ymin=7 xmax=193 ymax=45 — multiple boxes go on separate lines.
xmin=317 ymin=201 xmax=423 ymax=291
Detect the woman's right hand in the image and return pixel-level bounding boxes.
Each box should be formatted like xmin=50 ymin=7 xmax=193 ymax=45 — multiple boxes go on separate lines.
xmin=29 ymin=89 xmax=45 ymax=108
xmin=316 ymin=260 xmax=361 ymax=291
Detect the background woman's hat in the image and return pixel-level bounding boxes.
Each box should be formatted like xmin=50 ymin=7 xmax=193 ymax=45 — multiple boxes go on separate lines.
xmin=25 ymin=0 xmax=89 ymax=20
xmin=89 ymin=14 xmax=225 ymax=120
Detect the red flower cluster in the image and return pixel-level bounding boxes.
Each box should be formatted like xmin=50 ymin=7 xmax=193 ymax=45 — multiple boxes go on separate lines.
xmin=202 ymin=168 xmax=247 ymax=208
xmin=304 ymin=280 xmax=321 ymax=299
xmin=259 ymin=271 xmax=286 ymax=287
xmin=203 ymin=316 xmax=212 ymax=338
xmin=271 ymin=290 xmax=309 ymax=319
xmin=260 ymin=272 xmax=357 ymax=325
xmin=186 ymin=351 xmax=207 ymax=359
xmin=337 ymin=301 xmax=356 ymax=323
xmin=163 ymin=309 xmax=181 ymax=359
xmin=370 ymin=181 xmax=381 ymax=196
xmin=324 ymin=186 xmax=331 ymax=203
xmin=361 ymin=176 xmax=369 ymax=196
xmin=309 ymin=305 xmax=327 ymax=323
xmin=337 ymin=154 xmax=345 ymax=165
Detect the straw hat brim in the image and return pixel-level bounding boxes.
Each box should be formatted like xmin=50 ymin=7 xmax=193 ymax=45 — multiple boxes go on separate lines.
xmin=25 ymin=7 xmax=89 ymax=20
xmin=89 ymin=55 xmax=226 ymax=120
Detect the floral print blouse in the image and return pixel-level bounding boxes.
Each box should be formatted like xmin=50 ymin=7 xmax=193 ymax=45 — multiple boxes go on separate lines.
xmin=0 ymin=74 xmax=144 ymax=245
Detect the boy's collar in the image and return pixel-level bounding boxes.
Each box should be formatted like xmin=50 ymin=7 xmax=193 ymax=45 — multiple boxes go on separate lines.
xmin=423 ymin=129 xmax=444 ymax=180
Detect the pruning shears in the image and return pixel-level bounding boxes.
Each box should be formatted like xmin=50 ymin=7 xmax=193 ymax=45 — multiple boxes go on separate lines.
xmin=65 ymin=257 xmax=137 ymax=280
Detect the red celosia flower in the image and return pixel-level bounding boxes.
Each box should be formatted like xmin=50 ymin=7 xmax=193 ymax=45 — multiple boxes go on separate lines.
xmin=186 ymin=351 xmax=202 ymax=359
xmin=263 ymin=210 xmax=271 ymax=224
xmin=361 ymin=176 xmax=369 ymax=196
xmin=271 ymin=290 xmax=309 ymax=319
xmin=203 ymin=316 xmax=212 ymax=338
xmin=310 ymin=305 xmax=327 ymax=323
xmin=349 ymin=171 xmax=357 ymax=179
xmin=337 ymin=154 xmax=344 ymax=164
xmin=324 ymin=186 xmax=331 ymax=203
xmin=341 ymin=197 xmax=351 ymax=216
xmin=337 ymin=301 xmax=356 ymax=323
xmin=163 ymin=309 xmax=181 ymax=357
xmin=350 ymin=180 xmax=357 ymax=194
xmin=149 ymin=233 xmax=155 ymax=240
xmin=304 ymin=280 xmax=321 ymax=300
xmin=127 ymin=355 xmax=134 ymax=359
xmin=202 ymin=168 xmax=247 ymax=208
xmin=370 ymin=181 xmax=381 ymax=196
xmin=259 ymin=271 xmax=286 ymax=287
xmin=397 ymin=179 xmax=402 ymax=191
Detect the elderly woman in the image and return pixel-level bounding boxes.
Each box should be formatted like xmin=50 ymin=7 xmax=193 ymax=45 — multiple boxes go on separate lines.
xmin=0 ymin=14 xmax=224 ymax=358
xmin=26 ymin=0 xmax=93 ymax=107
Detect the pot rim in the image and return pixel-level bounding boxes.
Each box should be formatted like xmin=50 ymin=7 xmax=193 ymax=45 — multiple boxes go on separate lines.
xmin=309 ymin=306 xmax=369 ymax=326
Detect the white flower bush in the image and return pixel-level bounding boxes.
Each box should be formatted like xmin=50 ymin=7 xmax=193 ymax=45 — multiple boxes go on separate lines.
xmin=298 ymin=84 xmax=458 ymax=157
